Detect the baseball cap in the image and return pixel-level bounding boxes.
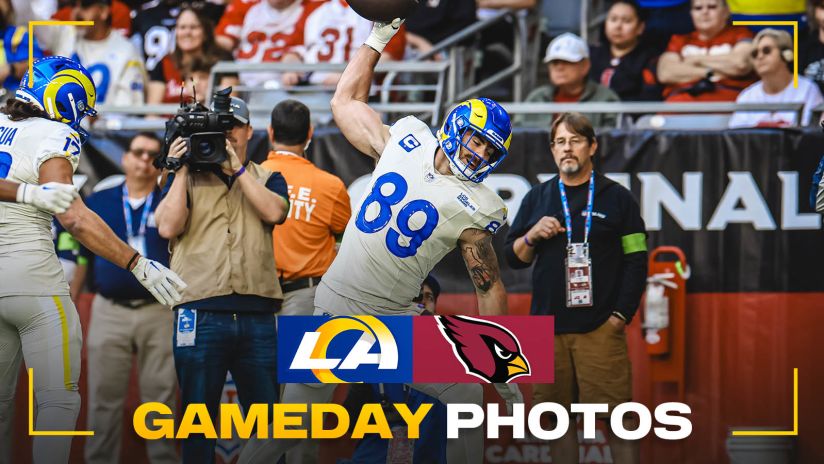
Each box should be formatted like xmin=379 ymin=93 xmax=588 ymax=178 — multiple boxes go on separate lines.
xmin=228 ymin=97 xmax=249 ymax=125
xmin=423 ymin=274 xmax=441 ymax=300
xmin=544 ymin=33 xmax=589 ymax=63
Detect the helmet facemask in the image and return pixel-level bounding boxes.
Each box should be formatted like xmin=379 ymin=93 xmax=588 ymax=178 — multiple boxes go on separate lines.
xmin=440 ymin=117 xmax=507 ymax=183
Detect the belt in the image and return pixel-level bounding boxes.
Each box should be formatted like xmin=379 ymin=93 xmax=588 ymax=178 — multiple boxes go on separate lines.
xmin=279 ymin=276 xmax=322 ymax=294
xmin=111 ymin=297 xmax=156 ymax=309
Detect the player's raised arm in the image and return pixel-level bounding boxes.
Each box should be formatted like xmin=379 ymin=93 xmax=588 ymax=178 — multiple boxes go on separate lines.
xmin=330 ymin=19 xmax=402 ymax=159
xmin=459 ymin=227 xmax=508 ymax=315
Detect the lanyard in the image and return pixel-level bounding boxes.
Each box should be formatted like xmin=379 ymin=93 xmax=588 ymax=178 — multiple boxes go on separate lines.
xmin=558 ymin=172 xmax=595 ymax=244
xmin=122 ymin=184 xmax=154 ymax=241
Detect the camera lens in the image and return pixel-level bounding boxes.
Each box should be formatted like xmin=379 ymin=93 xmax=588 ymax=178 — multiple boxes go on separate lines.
xmin=198 ymin=140 xmax=215 ymax=156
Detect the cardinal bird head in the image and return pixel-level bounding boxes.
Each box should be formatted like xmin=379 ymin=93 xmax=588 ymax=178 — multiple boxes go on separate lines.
xmin=436 ymin=315 xmax=530 ymax=383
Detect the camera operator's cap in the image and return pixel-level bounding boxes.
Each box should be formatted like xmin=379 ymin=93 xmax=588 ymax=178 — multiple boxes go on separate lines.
xmin=228 ymin=97 xmax=249 ymax=125
xmin=544 ymin=32 xmax=589 ymax=63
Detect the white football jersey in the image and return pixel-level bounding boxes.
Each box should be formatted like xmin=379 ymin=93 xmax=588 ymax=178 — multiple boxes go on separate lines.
xmin=0 ymin=115 xmax=82 ymax=297
xmin=297 ymin=0 xmax=371 ymax=84
xmin=235 ymin=0 xmax=315 ymax=87
xmin=323 ymin=116 xmax=507 ymax=310
xmin=70 ymin=32 xmax=146 ymax=106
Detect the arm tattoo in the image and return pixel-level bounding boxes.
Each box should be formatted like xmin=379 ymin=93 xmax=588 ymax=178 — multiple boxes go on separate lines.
xmin=461 ymin=233 xmax=501 ymax=293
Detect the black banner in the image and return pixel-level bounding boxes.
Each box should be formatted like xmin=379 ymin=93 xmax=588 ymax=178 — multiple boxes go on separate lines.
xmin=84 ymin=127 xmax=824 ymax=293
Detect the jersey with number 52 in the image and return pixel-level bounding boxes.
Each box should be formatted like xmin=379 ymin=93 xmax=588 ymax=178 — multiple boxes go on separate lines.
xmin=323 ymin=116 xmax=507 ymax=310
xmin=0 ymin=115 xmax=81 ymax=296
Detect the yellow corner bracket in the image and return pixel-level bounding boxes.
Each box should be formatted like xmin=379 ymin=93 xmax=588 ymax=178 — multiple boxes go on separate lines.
xmin=732 ymin=20 xmax=798 ymax=88
xmin=27 ymin=21 xmax=94 ymax=88
xmin=731 ymin=367 xmax=798 ymax=436
xmin=28 ymin=368 xmax=93 ymax=436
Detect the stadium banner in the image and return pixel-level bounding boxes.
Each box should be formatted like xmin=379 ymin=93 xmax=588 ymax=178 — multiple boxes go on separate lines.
xmin=85 ymin=127 xmax=824 ymax=295
xmin=277 ymin=315 xmax=553 ymax=384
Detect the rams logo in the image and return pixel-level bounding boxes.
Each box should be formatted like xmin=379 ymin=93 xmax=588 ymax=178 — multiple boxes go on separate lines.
xmin=436 ymin=315 xmax=530 ymax=383
xmin=289 ymin=316 xmax=399 ymax=383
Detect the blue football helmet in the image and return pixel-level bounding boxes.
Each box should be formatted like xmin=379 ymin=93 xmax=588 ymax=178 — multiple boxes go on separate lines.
xmin=436 ymin=97 xmax=512 ymax=183
xmin=15 ymin=56 xmax=97 ymax=143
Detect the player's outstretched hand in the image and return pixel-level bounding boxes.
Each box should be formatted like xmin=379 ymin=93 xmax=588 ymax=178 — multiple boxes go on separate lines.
xmin=365 ymin=18 xmax=404 ymax=54
xmin=131 ymin=256 xmax=187 ymax=306
xmin=18 ymin=182 xmax=79 ymax=215
xmin=494 ymin=383 xmax=524 ymax=415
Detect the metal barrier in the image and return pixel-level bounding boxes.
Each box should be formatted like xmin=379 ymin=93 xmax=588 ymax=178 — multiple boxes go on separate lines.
xmin=498 ymin=101 xmax=807 ymax=128
xmin=93 ymin=100 xmax=807 ymax=132
xmin=208 ymin=60 xmax=450 ymax=125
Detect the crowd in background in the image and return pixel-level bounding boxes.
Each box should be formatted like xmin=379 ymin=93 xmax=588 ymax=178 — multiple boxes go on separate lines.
xmin=2 ymin=0 xmax=824 ymax=129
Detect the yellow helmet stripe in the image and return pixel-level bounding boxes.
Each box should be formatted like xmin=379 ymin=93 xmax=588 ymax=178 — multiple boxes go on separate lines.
xmin=467 ymin=99 xmax=488 ymax=129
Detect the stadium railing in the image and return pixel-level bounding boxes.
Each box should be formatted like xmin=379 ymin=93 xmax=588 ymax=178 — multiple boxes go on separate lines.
xmin=93 ymin=100 xmax=805 ymax=132
xmin=498 ymin=101 xmax=807 ymax=129
xmin=380 ymin=8 xmax=538 ymax=103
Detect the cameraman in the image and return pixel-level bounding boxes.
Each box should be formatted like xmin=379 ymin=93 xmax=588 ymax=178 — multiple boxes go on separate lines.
xmin=154 ymin=96 xmax=289 ymax=463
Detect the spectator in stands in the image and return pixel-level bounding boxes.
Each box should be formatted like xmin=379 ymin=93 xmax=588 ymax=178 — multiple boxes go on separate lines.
xmin=220 ymin=0 xmax=320 ymax=89
xmin=65 ymin=0 xmax=146 ymax=106
xmin=802 ymin=0 xmax=824 ymax=93
xmin=729 ymin=28 xmax=823 ymax=127
xmin=215 ymin=0 xmax=260 ymax=52
xmin=637 ymin=0 xmax=692 ymax=51
xmin=590 ymin=0 xmax=662 ymax=101
xmin=0 ymin=2 xmax=44 ymax=95
xmin=517 ymin=33 xmax=619 ymax=128
xmin=405 ymin=0 xmax=477 ymax=59
xmin=133 ymin=0 xmax=227 ymax=73
xmin=78 ymin=133 xmax=177 ymax=464
xmin=148 ymin=6 xmax=237 ymax=104
xmin=657 ymin=0 xmax=755 ymax=102
xmin=476 ymin=0 xmax=537 ymax=97
xmin=260 ymin=99 xmax=350 ymax=317
xmin=131 ymin=0 xmax=179 ymax=73
xmin=281 ymin=0 xmax=405 ymax=88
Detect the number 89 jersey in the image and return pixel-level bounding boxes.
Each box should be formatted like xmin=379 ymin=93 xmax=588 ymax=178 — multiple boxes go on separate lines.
xmin=323 ymin=116 xmax=507 ymax=310
xmin=0 ymin=115 xmax=81 ymax=296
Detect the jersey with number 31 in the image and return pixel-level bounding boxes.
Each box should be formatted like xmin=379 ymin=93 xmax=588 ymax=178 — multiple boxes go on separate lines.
xmin=323 ymin=116 xmax=507 ymax=310
xmin=0 ymin=115 xmax=81 ymax=296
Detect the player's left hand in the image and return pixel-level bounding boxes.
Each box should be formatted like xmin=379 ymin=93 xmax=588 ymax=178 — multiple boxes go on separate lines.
xmin=131 ymin=256 xmax=187 ymax=306
xmin=365 ymin=18 xmax=404 ymax=54
xmin=494 ymin=383 xmax=524 ymax=415
xmin=18 ymin=182 xmax=79 ymax=215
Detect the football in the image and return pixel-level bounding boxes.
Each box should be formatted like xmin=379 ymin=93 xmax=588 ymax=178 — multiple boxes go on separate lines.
xmin=347 ymin=0 xmax=420 ymax=22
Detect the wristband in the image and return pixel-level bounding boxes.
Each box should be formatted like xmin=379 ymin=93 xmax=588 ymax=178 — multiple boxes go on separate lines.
xmin=126 ymin=252 xmax=140 ymax=271
xmin=232 ymin=166 xmax=246 ymax=179
xmin=15 ymin=183 xmax=26 ymax=203
xmin=523 ymin=235 xmax=534 ymax=247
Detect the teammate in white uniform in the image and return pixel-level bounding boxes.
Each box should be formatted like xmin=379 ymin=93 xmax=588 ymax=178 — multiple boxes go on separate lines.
xmin=0 ymin=57 xmax=184 ymax=464
xmin=238 ymin=19 xmax=521 ymax=464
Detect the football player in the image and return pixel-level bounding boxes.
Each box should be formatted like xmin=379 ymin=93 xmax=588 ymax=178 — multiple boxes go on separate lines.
xmin=0 ymin=57 xmax=185 ymax=464
xmin=238 ymin=18 xmax=521 ymax=464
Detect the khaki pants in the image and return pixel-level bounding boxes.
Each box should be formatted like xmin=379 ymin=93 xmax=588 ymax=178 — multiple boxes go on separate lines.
xmin=84 ymin=296 xmax=177 ymax=464
xmin=533 ymin=319 xmax=632 ymax=418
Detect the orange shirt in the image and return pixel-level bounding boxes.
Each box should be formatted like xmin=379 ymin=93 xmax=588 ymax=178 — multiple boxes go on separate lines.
xmin=261 ymin=151 xmax=351 ymax=281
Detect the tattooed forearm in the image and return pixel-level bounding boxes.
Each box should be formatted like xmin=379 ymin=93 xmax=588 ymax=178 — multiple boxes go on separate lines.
xmin=461 ymin=234 xmax=501 ymax=293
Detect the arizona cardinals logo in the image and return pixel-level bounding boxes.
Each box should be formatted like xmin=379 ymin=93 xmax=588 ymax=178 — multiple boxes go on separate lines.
xmin=436 ymin=316 xmax=530 ymax=383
